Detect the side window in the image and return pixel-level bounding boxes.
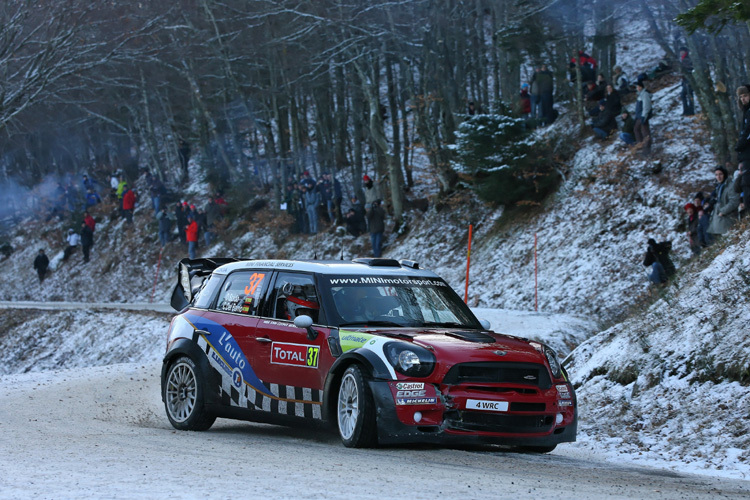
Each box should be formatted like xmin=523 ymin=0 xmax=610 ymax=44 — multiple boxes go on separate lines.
xmin=213 ymin=271 xmax=267 ymax=315
xmin=268 ymin=273 xmax=321 ymax=324
xmin=193 ymin=274 xmax=223 ymax=309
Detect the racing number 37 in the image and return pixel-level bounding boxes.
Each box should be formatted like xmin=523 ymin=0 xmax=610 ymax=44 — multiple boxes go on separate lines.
xmin=244 ymin=273 xmax=265 ymax=296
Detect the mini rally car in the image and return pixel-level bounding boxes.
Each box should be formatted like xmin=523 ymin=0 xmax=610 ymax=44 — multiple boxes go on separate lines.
xmin=161 ymin=257 xmax=577 ymax=450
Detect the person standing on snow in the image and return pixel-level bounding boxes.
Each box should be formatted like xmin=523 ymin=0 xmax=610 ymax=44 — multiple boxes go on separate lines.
xmin=367 ymin=200 xmax=386 ymax=258
xmin=80 ymin=222 xmax=94 ymax=263
xmin=634 ymin=78 xmax=652 ymax=153
xmin=186 ymin=215 xmax=199 ymax=259
xmin=679 ymin=47 xmax=695 ymax=116
xmin=33 ymin=249 xmax=49 ymax=283
xmin=734 ymin=85 xmax=750 ymax=213
xmin=706 ymin=165 xmax=739 ymax=237
xmin=63 ymin=228 xmax=80 ymax=261
xmin=643 ymin=238 xmax=674 ymax=284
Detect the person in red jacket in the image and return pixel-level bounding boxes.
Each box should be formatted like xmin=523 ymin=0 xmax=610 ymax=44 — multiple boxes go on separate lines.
xmin=83 ymin=211 xmax=96 ymax=232
xmin=186 ymin=215 xmax=199 ymax=259
xmin=122 ymin=186 xmax=136 ymax=224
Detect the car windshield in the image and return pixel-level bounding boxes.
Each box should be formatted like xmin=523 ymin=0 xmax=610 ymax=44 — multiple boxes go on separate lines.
xmin=322 ymin=275 xmax=480 ymax=328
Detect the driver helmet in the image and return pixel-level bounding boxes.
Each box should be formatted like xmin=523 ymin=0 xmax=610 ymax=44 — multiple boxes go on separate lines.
xmin=281 ymin=282 xmax=319 ymax=320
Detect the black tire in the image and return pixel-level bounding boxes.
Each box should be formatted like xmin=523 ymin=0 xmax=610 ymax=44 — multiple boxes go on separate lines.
xmin=163 ymin=355 xmax=216 ymax=431
xmin=336 ymin=365 xmax=377 ymax=448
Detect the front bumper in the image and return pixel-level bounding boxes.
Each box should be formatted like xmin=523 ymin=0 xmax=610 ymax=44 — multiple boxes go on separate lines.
xmin=369 ymin=380 xmax=577 ymax=447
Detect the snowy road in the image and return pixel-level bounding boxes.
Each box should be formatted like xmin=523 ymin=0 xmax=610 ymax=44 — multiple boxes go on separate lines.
xmin=1 ymin=362 xmax=748 ymax=500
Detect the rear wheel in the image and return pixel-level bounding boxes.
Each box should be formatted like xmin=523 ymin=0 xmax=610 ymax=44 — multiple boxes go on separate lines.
xmin=164 ymin=356 xmax=216 ymax=431
xmin=337 ymin=365 xmax=377 ymax=448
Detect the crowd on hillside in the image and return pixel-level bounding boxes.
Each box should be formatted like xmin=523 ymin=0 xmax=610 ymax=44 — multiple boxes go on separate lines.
xmin=644 ymin=86 xmax=750 ymax=286
xmin=282 ymin=171 xmax=387 ymax=257
xmin=31 ymin=162 xmax=392 ymax=280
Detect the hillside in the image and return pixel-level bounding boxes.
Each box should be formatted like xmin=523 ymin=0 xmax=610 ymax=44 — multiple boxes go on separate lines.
xmin=1 ymin=56 xmax=750 ymax=481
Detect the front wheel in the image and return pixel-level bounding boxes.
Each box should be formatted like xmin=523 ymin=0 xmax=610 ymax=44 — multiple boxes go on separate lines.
xmin=337 ymin=365 xmax=377 ymax=448
xmin=164 ymin=356 xmax=216 ymax=431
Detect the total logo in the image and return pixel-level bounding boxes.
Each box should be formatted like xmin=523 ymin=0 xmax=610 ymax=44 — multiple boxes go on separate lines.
xmin=271 ymin=342 xmax=320 ymax=368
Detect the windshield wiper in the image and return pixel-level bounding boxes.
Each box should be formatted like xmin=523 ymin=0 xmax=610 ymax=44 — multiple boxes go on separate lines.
xmin=422 ymin=321 xmax=475 ymax=328
xmin=339 ymin=320 xmax=407 ymax=328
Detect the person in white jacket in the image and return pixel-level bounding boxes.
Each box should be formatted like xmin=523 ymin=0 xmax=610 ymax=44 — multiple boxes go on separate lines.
xmin=634 ymin=78 xmax=652 ymax=152
xmin=63 ymin=228 xmax=81 ymax=261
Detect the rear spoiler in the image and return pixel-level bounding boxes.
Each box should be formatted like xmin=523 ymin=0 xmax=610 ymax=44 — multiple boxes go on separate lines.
xmin=170 ymin=257 xmax=240 ymax=311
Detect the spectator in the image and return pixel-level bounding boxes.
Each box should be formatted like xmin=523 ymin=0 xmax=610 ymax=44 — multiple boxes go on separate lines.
xmin=149 ymin=174 xmax=165 ymax=213
xmin=693 ymin=192 xmax=713 ymax=248
xmin=363 ymin=175 xmax=383 ymax=212
xmin=83 ymin=211 xmax=96 ymax=232
xmin=186 ymin=215 xmax=199 ymax=259
xmin=85 ymin=188 xmax=101 ymax=208
xmin=175 ymin=202 xmax=188 ymax=244
xmin=519 ymin=83 xmax=531 ymax=118
xmin=109 ymin=171 xmax=119 ymax=200
xmin=467 ymin=101 xmax=476 ymax=115
xmin=604 ymin=84 xmax=622 ymax=115
xmin=300 ymin=170 xmax=316 ymax=192
xmin=157 ymin=205 xmax=172 ymax=247
xmin=303 ymin=183 xmax=321 ymax=234
xmin=367 ymin=200 xmax=386 ymax=258
xmin=319 ymin=173 xmax=333 ymax=225
xmin=63 ymin=228 xmax=80 ymax=261
xmin=736 ymin=162 xmax=749 ymax=217
xmin=122 ymin=186 xmax=136 ymax=224
xmin=634 ymin=80 xmax=652 ymax=153
xmin=345 ymin=196 xmax=366 ymax=237
xmin=178 ymin=139 xmax=191 ymax=175
xmin=643 ymin=238 xmax=675 ymax=284
xmin=591 ymin=100 xmax=617 ymax=140
xmin=679 ymin=47 xmax=695 ymax=116
xmin=584 ymin=81 xmax=605 ymax=114
xmin=684 ymin=203 xmax=701 ymax=256
xmin=612 ymin=66 xmax=629 ymax=94
xmin=537 ymin=64 xmax=554 ymax=125
xmin=82 ymin=174 xmax=95 ymax=192
xmin=530 ymin=68 xmax=541 ymax=122
xmin=619 ymin=110 xmax=636 ymax=145
xmin=707 ymin=165 xmax=739 ymax=238
xmin=196 ymin=207 xmax=209 ymax=246
xmin=735 ymin=85 xmax=750 ymax=212
xmin=331 ymin=173 xmax=343 ymax=224
xmin=80 ymin=222 xmax=94 ymax=263
xmin=33 ymin=249 xmax=49 ymax=283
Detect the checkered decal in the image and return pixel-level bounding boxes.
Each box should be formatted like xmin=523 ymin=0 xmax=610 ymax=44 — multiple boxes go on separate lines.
xmin=197 ymin=333 xmax=324 ymax=419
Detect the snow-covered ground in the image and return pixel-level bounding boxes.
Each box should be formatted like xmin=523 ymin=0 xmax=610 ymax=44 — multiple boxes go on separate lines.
xmin=1 ymin=11 xmax=748 ymax=489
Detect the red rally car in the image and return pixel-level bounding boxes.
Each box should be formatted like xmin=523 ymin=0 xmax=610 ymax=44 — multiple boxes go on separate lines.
xmin=161 ymin=257 xmax=577 ymax=451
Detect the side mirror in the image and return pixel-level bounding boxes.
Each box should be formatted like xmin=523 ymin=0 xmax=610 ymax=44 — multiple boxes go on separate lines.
xmin=479 ymin=319 xmax=491 ymax=330
xmin=294 ymin=315 xmax=318 ymax=340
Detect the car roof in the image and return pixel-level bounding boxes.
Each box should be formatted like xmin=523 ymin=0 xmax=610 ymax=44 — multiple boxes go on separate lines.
xmin=213 ymin=258 xmax=440 ymax=278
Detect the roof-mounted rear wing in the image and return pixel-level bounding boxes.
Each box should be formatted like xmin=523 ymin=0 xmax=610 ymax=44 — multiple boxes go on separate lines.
xmin=170 ymin=257 xmax=239 ymax=311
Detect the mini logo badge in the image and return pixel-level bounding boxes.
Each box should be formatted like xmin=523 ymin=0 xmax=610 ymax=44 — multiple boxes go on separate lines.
xmin=494 ymin=350 xmax=507 ymax=356
xmin=524 ymin=375 xmax=537 ymax=380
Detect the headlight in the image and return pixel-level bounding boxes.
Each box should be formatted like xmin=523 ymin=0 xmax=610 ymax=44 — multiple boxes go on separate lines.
xmin=384 ymin=342 xmax=435 ymax=377
xmin=544 ymin=347 xmax=562 ymax=379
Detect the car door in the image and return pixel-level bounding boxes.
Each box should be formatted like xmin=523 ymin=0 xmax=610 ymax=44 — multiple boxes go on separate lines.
xmin=251 ymin=271 xmax=334 ymax=419
xmin=196 ymin=270 xmax=270 ymax=408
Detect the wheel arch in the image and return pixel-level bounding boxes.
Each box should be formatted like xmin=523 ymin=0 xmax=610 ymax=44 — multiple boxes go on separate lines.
xmin=160 ymin=338 xmax=219 ymax=405
xmin=322 ymin=349 xmax=392 ymax=423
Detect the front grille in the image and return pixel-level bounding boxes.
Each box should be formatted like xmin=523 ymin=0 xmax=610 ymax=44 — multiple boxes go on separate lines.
xmin=509 ymin=402 xmax=546 ymax=412
xmin=445 ymin=411 xmax=554 ymax=433
xmin=442 ymin=362 xmax=552 ymax=389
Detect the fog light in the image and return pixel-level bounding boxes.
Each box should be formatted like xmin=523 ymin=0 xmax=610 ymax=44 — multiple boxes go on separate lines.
xmin=556 ymin=413 xmax=563 ymax=425
xmin=414 ymin=411 xmax=422 ymax=423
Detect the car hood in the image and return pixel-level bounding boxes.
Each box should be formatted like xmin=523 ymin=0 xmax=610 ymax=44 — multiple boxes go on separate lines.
xmin=352 ymin=327 xmax=548 ymax=365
